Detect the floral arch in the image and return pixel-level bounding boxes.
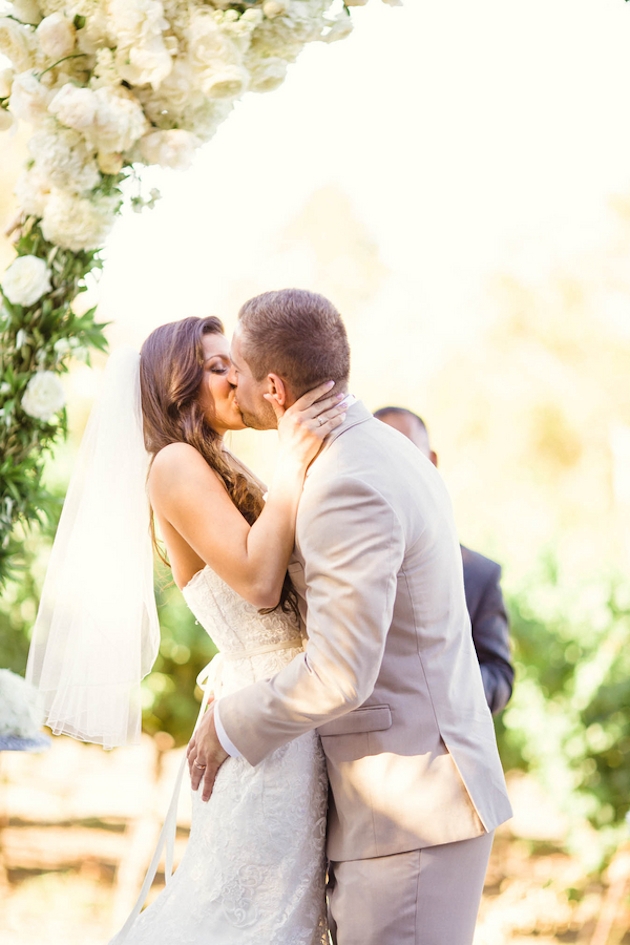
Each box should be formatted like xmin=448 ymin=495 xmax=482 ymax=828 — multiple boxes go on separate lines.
xmin=0 ymin=0 xmax=395 ymax=583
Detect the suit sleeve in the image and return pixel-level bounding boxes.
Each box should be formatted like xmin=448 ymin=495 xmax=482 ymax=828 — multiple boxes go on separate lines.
xmin=217 ymin=475 xmax=405 ymax=766
xmin=469 ymin=564 xmax=514 ymax=714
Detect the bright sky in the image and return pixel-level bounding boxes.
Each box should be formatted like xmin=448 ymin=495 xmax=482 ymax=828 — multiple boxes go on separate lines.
xmin=95 ymin=0 xmax=630 ymax=348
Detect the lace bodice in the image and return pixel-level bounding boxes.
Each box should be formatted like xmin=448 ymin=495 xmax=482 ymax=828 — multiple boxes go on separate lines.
xmin=182 ymin=566 xmax=304 ymax=700
xmin=183 ymin=565 xmax=302 ymax=656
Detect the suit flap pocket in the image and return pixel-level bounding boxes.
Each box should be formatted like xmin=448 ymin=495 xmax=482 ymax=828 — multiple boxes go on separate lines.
xmin=317 ymin=704 xmax=392 ymax=737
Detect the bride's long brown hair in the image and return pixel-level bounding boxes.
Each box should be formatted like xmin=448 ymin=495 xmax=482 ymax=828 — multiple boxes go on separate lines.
xmin=139 ymin=316 xmax=297 ymax=617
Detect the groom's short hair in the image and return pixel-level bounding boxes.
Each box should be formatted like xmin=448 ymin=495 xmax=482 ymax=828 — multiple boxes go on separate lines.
xmin=237 ymin=289 xmax=350 ymax=395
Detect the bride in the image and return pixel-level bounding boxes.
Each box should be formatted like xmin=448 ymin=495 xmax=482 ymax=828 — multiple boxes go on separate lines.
xmin=27 ymin=314 xmax=346 ymax=944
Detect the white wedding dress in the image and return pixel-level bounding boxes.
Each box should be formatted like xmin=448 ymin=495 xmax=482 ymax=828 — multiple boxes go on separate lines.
xmin=110 ymin=565 xmax=329 ymax=945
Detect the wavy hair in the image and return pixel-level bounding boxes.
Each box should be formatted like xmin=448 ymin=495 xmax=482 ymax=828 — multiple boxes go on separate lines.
xmin=139 ymin=316 xmax=297 ymax=617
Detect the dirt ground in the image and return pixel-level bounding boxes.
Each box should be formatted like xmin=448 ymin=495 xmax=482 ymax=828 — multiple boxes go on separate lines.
xmin=1 ymin=737 xmax=629 ymax=945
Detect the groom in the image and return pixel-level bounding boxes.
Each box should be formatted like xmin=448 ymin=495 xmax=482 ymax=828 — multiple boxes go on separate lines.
xmin=189 ymin=289 xmax=512 ymax=945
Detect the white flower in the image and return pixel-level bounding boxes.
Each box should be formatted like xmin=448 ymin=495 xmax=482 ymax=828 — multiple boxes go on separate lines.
xmin=29 ymin=122 xmax=100 ymax=193
xmin=0 ymin=107 xmax=13 ymax=130
xmin=10 ymin=70 xmax=53 ymax=125
xmin=76 ymin=5 xmax=110 ymax=57
xmin=41 ymin=188 xmax=118 ymax=250
xmin=2 ymin=255 xmax=52 ymax=306
xmin=137 ymin=57 xmax=198 ymax=126
xmin=138 ymin=128 xmax=200 ymax=170
xmin=14 ymin=165 xmax=52 ymax=217
xmin=0 ymin=16 xmax=35 ymax=73
xmin=36 ymin=12 xmax=76 ymax=61
xmin=89 ymin=47 xmax=119 ymax=88
xmin=49 ymin=84 xmax=146 ymax=152
xmin=107 ymin=0 xmax=173 ymax=89
xmin=247 ymin=56 xmax=287 ymax=94
xmin=15 ymin=328 xmax=27 ymax=348
xmin=187 ymin=10 xmax=247 ymax=99
xmin=0 ymin=670 xmax=45 ymax=738
xmin=11 ymin=0 xmax=43 ymax=26
xmin=48 ymin=83 xmax=97 ymax=132
xmin=0 ymin=67 xmax=14 ymax=99
xmin=21 ymin=370 xmax=65 ymax=421
xmin=53 ymin=337 xmax=71 ymax=356
xmin=262 ymin=1 xmax=287 ymax=18
xmin=322 ymin=13 xmax=354 ymax=44
xmin=200 ymin=63 xmax=249 ymax=100
xmin=91 ymin=86 xmax=147 ymax=152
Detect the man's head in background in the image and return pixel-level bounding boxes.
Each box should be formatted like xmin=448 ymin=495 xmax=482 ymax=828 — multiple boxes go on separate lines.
xmin=373 ymin=406 xmax=438 ymax=467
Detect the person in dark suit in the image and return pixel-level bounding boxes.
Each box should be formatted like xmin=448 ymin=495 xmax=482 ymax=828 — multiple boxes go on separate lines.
xmin=374 ymin=406 xmax=514 ymax=714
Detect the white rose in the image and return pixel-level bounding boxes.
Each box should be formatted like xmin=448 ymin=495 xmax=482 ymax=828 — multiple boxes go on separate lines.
xmin=0 ymin=107 xmax=13 ymax=131
xmin=107 ymin=0 xmax=172 ymax=89
xmin=200 ymin=64 xmax=249 ymax=100
xmin=262 ymin=1 xmax=286 ymax=18
xmin=247 ymin=56 xmax=287 ymax=94
xmin=114 ymin=38 xmax=173 ymax=90
xmin=14 ymin=165 xmax=52 ymax=217
xmin=36 ymin=12 xmax=76 ymax=61
xmin=29 ymin=123 xmax=100 ymax=193
xmin=322 ymin=13 xmax=354 ymax=44
xmin=90 ymin=86 xmax=147 ymax=153
xmin=0 ymin=67 xmax=14 ymax=99
xmin=2 ymin=255 xmax=52 ymax=306
xmin=139 ymin=129 xmax=200 ymax=170
xmin=41 ymin=188 xmax=118 ymax=251
xmin=188 ymin=11 xmax=241 ymax=70
xmin=48 ymin=83 xmax=97 ymax=131
xmin=0 ymin=17 xmax=35 ymax=73
xmin=139 ymin=57 xmax=195 ymax=122
xmin=11 ymin=0 xmax=43 ymax=25
xmin=21 ymin=370 xmax=65 ymax=421
xmin=10 ymin=70 xmax=53 ymax=125
xmin=175 ymin=97 xmax=233 ymax=144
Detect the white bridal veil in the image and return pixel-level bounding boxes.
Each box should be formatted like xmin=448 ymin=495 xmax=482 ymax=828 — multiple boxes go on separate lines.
xmin=26 ymin=348 xmax=160 ymax=748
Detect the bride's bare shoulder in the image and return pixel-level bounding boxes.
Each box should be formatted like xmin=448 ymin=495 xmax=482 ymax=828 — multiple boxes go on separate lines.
xmin=148 ymin=443 xmax=222 ymax=496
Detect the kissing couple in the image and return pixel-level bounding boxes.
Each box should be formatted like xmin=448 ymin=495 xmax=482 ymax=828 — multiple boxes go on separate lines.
xmin=28 ymin=288 xmax=512 ymax=945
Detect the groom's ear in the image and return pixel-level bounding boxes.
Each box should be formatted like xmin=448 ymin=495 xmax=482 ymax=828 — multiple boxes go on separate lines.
xmin=267 ymin=373 xmax=290 ymax=407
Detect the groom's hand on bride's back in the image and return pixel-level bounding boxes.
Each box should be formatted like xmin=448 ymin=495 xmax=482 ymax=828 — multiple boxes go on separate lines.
xmin=187 ymin=702 xmax=229 ymax=802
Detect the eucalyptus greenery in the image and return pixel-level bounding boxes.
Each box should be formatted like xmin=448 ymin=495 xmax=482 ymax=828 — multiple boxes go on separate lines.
xmin=0 ymin=212 xmax=110 ymax=587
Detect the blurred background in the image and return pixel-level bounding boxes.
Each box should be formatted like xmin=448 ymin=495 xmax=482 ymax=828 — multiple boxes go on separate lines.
xmin=1 ymin=0 xmax=630 ymax=941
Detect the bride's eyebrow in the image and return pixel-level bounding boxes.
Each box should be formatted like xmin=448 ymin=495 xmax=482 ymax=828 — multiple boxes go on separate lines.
xmin=204 ymin=354 xmax=229 ymax=363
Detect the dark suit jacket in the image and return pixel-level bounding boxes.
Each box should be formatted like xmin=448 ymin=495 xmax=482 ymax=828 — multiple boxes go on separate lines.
xmin=461 ymin=546 xmax=514 ymax=714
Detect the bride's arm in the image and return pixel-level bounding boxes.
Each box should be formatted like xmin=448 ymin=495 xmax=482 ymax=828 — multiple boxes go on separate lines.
xmin=148 ymin=383 xmax=345 ymax=608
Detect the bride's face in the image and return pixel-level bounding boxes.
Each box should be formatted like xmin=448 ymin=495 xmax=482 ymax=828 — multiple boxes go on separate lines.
xmin=197 ymin=332 xmax=246 ymax=434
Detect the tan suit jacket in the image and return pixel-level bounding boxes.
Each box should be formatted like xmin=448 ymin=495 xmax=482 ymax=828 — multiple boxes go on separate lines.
xmin=220 ymin=402 xmax=512 ymax=861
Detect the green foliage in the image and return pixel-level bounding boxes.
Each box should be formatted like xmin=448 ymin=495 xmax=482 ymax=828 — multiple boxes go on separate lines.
xmin=498 ymin=561 xmax=630 ymax=865
xmin=0 ymin=217 xmax=110 ymax=588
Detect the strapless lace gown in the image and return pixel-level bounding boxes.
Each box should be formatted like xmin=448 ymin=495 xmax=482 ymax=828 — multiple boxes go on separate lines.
xmin=110 ymin=566 xmax=329 ymax=945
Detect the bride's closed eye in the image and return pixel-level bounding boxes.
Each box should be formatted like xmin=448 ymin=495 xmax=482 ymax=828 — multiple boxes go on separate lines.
xmin=206 ymin=358 xmax=230 ymax=375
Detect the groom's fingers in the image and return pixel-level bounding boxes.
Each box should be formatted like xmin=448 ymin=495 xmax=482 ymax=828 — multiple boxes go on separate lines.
xmin=201 ymin=763 xmax=220 ymax=803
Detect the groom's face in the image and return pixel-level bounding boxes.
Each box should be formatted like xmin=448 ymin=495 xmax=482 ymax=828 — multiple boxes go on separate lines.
xmin=228 ymin=329 xmax=277 ymax=430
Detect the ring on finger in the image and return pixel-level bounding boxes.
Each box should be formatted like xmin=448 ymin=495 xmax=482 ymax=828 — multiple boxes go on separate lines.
xmin=317 ymin=415 xmax=326 ymax=426
xmin=193 ymin=761 xmax=207 ymax=769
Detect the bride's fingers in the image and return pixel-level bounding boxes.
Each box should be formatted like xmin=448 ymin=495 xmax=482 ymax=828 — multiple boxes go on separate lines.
xmin=292 ymin=380 xmax=336 ymax=411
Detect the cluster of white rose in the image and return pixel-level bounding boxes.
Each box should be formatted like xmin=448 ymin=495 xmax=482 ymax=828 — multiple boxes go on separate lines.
xmin=0 ymin=0 xmax=376 ymax=253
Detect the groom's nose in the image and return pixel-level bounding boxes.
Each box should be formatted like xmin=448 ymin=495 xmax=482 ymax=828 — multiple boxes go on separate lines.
xmin=226 ymin=363 xmax=238 ymax=386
